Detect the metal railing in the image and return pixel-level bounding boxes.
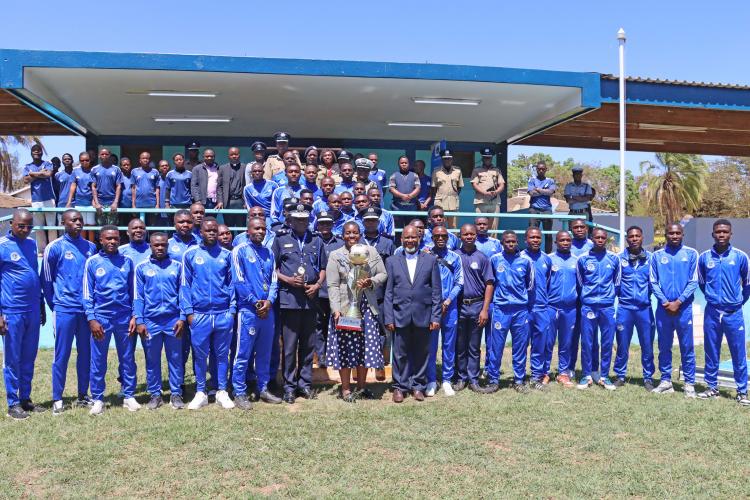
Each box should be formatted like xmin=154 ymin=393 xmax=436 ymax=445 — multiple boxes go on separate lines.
xmin=0 ymin=206 xmax=621 ymax=238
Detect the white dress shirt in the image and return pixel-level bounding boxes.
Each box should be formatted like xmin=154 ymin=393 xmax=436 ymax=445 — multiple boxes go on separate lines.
xmin=405 ymin=251 xmax=418 ymax=283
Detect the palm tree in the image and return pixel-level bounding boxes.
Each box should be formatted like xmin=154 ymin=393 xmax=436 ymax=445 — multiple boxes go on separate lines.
xmin=0 ymin=136 xmax=45 ymax=193
xmin=640 ymin=153 xmax=707 ymax=227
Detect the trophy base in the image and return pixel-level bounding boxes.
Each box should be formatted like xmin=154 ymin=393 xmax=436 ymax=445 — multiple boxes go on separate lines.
xmin=337 ymin=316 xmax=363 ymax=332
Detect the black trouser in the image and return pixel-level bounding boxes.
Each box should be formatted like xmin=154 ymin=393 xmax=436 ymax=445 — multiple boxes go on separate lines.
xmin=456 ymin=316 xmax=483 ymax=385
xmin=392 ymin=323 xmax=430 ymax=393
xmin=377 ymin=299 xmax=391 ymax=366
xmin=528 ymin=207 xmax=553 ymax=252
xmin=223 ymin=198 xmax=247 ymax=231
xmin=281 ymin=309 xmax=317 ymax=393
xmin=315 ymin=298 xmax=331 ymax=366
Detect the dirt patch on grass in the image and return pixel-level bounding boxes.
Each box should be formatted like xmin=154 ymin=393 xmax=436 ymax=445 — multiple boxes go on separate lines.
xmin=486 ymin=440 xmax=512 ymax=453
xmin=255 ymin=483 xmax=286 ymax=495
xmin=16 ymin=468 xmax=48 ymax=498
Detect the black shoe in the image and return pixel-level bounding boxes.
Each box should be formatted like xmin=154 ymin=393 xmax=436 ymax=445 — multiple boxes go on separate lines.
xmin=7 ymin=405 xmax=29 ymax=420
xmin=644 ymin=380 xmax=655 ymax=392
xmin=73 ymin=395 xmax=95 ymax=408
xmin=282 ymin=392 xmax=296 ymax=404
xmin=296 ymin=388 xmax=318 ymax=400
xmin=613 ymin=378 xmax=626 ymax=388
xmin=21 ymin=399 xmax=45 ymax=413
xmin=513 ymin=382 xmax=530 ymax=394
xmin=170 ymin=395 xmax=185 ymax=410
xmin=452 ymin=380 xmax=467 ymax=392
xmin=235 ymin=394 xmax=253 ymax=410
xmin=146 ymin=396 xmax=163 ymax=410
xmin=259 ymin=390 xmax=282 ymax=404
xmin=468 ymin=383 xmax=484 ymax=393
xmin=482 ymin=383 xmax=499 ymax=394
xmin=531 ymin=380 xmax=546 ymax=391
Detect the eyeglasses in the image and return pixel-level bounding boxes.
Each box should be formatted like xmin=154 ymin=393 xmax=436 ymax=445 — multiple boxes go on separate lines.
xmin=15 ymin=224 xmax=34 ymax=229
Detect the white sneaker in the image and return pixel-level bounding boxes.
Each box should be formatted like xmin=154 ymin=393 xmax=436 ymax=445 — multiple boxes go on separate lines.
xmin=442 ymin=381 xmax=455 ymax=397
xmin=89 ymin=400 xmax=105 ymax=416
xmin=123 ymin=397 xmax=141 ymax=412
xmin=216 ymin=390 xmax=235 ymax=409
xmin=52 ymin=400 xmax=64 ymax=416
xmin=591 ymin=371 xmax=601 ymax=384
xmin=425 ymin=382 xmax=437 ymax=397
xmin=652 ymin=380 xmax=675 ymax=394
xmin=188 ymin=391 xmax=208 ymax=410
xmin=684 ymin=384 xmax=697 ymax=399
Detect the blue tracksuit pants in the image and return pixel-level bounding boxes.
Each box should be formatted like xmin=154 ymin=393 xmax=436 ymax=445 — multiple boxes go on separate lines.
xmin=428 ymin=304 xmax=458 ymax=383
xmin=52 ymin=311 xmax=91 ymax=401
xmin=144 ymin=332 xmax=184 ymax=396
xmin=703 ymin=305 xmax=747 ymax=393
xmin=487 ymin=305 xmax=529 ymax=384
xmin=655 ymin=306 xmax=695 ymax=384
xmin=190 ymin=312 xmax=233 ymax=393
xmin=614 ymin=306 xmax=655 ymax=381
xmin=90 ymin=317 xmax=136 ymax=401
xmin=529 ymin=308 xmax=552 ymax=381
xmin=570 ymin=303 xmax=600 ymax=376
xmin=233 ymin=309 xmax=275 ymax=396
xmin=580 ymin=304 xmax=616 ymax=379
xmin=482 ymin=311 xmax=493 ymax=369
xmin=2 ymin=311 xmax=40 ymax=408
xmin=548 ymin=306 xmax=576 ymax=375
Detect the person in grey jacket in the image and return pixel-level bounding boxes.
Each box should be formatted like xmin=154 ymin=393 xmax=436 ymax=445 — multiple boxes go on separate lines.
xmin=190 ymin=149 xmax=219 ymax=208
xmin=326 ymin=221 xmax=387 ymax=402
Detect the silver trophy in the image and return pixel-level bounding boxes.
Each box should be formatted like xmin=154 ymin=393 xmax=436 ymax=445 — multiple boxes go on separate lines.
xmin=337 ymin=244 xmax=370 ymax=332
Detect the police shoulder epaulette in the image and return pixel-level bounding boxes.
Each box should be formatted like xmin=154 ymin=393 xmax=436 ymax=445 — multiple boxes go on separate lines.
xmin=275 ymin=228 xmax=290 ymax=236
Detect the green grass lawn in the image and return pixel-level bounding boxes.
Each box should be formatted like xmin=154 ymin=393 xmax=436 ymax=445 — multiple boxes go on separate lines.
xmin=1 ymin=344 xmax=749 ymax=498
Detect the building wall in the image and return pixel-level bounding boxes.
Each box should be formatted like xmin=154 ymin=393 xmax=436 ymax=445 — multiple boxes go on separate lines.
xmin=682 ymin=217 xmax=750 ymax=253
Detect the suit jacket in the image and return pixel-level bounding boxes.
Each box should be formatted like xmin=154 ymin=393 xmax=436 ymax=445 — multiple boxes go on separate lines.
xmin=384 ymin=252 xmax=442 ymax=328
xmin=216 ymin=163 xmax=246 ymax=207
xmin=326 ymin=245 xmax=387 ymax=317
xmin=190 ymin=163 xmax=209 ymax=204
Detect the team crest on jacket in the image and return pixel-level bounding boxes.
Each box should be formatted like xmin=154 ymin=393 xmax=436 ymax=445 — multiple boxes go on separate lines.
xmin=497 ymin=265 xmax=505 ymax=273
xmin=551 ymin=264 xmax=559 ymax=272
xmin=248 ymin=254 xmax=256 ymax=263
xmin=494 ymin=321 xmax=501 ymax=330
xmin=146 ymin=269 xmax=156 ymax=277
xmin=707 ymin=260 xmax=715 ymax=269
xmin=621 ymin=260 xmax=629 ymax=267
xmin=64 ymin=251 xmax=74 ymax=260
xmin=586 ymin=311 xmax=595 ymax=319
xmin=586 ymin=261 xmax=595 ymax=271
xmin=95 ymin=267 xmax=106 ymax=277
xmin=470 ymin=261 xmax=479 ymax=270
xmin=617 ymin=323 xmax=624 ymax=331
xmin=10 ymin=252 xmax=20 ymax=261
xmin=195 ymin=256 xmax=204 ymax=265
xmin=171 ymin=245 xmax=180 ymax=253
xmin=661 ymin=256 xmax=669 ymax=265
xmin=249 ymin=327 xmax=256 ymax=336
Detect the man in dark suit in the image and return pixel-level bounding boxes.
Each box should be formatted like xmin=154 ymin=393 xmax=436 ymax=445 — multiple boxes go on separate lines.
xmin=216 ymin=147 xmax=247 ymax=230
xmin=384 ymin=225 xmax=442 ymax=402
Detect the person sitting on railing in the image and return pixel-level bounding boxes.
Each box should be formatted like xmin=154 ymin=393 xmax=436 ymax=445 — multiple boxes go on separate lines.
xmin=131 ymin=152 xmax=161 ymax=227
xmin=243 ymin=161 xmax=278 ymax=222
xmin=570 ymin=219 xmax=594 ymax=257
xmin=388 ymin=155 xmax=420 ymax=231
xmin=23 ymin=143 xmax=58 ymax=251
xmin=90 ymin=148 xmax=123 ymax=228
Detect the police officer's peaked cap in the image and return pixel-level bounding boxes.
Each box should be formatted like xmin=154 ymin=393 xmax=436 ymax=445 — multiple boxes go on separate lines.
xmin=186 ymin=141 xmax=201 ymax=150
xmin=316 ymin=211 xmax=334 ymax=223
xmin=480 ymin=147 xmax=494 ymax=157
xmin=251 ymin=141 xmax=267 ymax=152
xmin=337 ymin=150 xmax=352 ymax=162
xmin=355 ymin=158 xmax=374 ymax=170
xmin=290 ymin=203 xmax=313 ymax=218
xmin=282 ymin=197 xmax=300 ymax=211
xmin=441 ymin=149 xmax=453 ymax=158
xmin=571 ymin=165 xmax=584 ymax=173
xmin=273 ymin=132 xmax=290 ymax=142
xmin=362 ymin=206 xmax=382 ymax=220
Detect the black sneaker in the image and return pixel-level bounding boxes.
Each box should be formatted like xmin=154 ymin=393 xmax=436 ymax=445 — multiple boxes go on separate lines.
xmin=452 ymin=380 xmax=467 ymax=392
xmin=513 ymin=382 xmax=530 ymax=394
xmin=296 ymin=388 xmax=318 ymax=400
xmin=259 ymin=390 xmax=282 ymax=405
xmin=235 ymin=394 xmax=253 ymax=410
xmin=282 ymin=392 xmax=296 ymax=404
xmin=74 ymin=395 xmax=95 ymax=408
xmin=482 ymin=383 xmax=499 ymax=394
xmin=613 ymin=378 xmax=626 ymax=388
xmin=468 ymin=383 xmax=484 ymax=393
xmin=21 ymin=399 xmax=45 ymax=413
xmin=7 ymin=405 xmax=29 ymax=420
xmin=146 ymin=396 xmax=163 ymax=410
xmin=698 ymin=388 xmax=720 ymax=400
xmin=531 ymin=380 xmax=546 ymax=391
xmin=736 ymin=393 xmax=750 ymax=406
xmin=644 ymin=380 xmax=655 ymax=392
xmin=170 ymin=395 xmax=185 ymax=409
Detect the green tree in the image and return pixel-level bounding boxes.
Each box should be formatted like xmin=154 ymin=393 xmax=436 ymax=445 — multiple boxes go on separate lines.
xmin=0 ymin=136 xmax=45 ymax=192
xmin=640 ymin=153 xmax=707 ymax=227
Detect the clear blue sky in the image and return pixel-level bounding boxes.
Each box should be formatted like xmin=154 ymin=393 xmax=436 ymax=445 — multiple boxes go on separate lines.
xmin=3 ymin=0 xmax=748 ymax=169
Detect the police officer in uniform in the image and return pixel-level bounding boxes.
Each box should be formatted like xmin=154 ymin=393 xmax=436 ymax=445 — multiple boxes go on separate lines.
xmin=313 ymin=211 xmax=344 ymax=369
xmin=564 ymin=165 xmax=594 ymax=224
xmin=185 ymin=141 xmax=201 ymax=172
xmin=265 ymin=132 xmax=301 ymax=180
xmin=272 ymin=204 xmax=326 ymax=403
xmin=470 ymin=147 xmax=505 ymax=231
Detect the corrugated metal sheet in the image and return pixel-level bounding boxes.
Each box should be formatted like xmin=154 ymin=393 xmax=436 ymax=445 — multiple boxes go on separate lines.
xmin=600 ymin=74 xmax=750 ymax=90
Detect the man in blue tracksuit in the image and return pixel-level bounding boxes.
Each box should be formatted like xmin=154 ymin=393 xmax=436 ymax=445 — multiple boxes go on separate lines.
xmin=474 ymin=216 xmax=502 ymax=376
xmin=424 ymin=207 xmax=461 ymax=250
xmin=181 ymin=217 xmax=236 ymax=410
xmin=521 ymin=227 xmax=552 ymax=389
xmin=231 ymin=217 xmax=282 ymax=409
xmin=569 ymin=218 xmax=595 ymax=379
xmin=84 ymin=225 xmax=139 ymax=415
xmin=42 ymin=209 xmax=97 ymax=415
xmin=697 ymin=219 xmax=750 ymax=405
xmin=486 ymin=230 xmax=534 ymax=393
xmin=0 ymin=209 xmax=45 ymax=419
xmin=426 ymin=225 xmax=464 ymax=397
xmin=547 ymin=230 xmax=578 ymax=388
xmin=649 ymin=223 xmax=699 ymax=397
xmin=613 ymin=226 xmax=656 ymax=390
xmin=576 ymin=227 xmax=620 ymax=390
xmin=134 ymin=232 xmax=186 ymax=410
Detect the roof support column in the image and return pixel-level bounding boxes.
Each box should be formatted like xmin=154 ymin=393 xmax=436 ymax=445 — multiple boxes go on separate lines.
xmin=495 ymin=141 xmax=508 ymax=213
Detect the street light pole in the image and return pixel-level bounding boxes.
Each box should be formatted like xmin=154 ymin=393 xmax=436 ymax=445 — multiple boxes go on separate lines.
xmin=617 ymin=28 xmax=627 ymax=250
